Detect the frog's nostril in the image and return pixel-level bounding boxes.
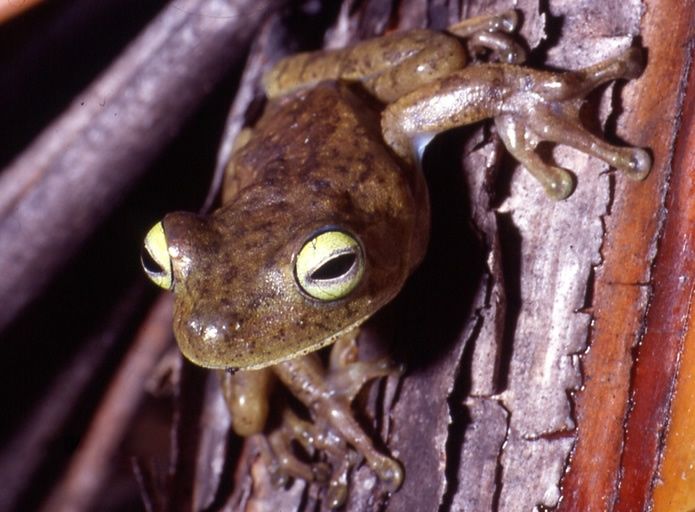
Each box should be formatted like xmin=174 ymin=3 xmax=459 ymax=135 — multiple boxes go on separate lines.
xmin=310 ymin=253 xmax=357 ymax=281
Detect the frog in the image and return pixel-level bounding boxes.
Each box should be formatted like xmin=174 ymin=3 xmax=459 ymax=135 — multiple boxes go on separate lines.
xmin=140 ymin=10 xmax=650 ymax=508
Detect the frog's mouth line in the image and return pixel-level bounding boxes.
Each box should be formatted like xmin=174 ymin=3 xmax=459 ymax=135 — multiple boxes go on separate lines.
xmin=240 ymin=312 xmax=374 ymax=371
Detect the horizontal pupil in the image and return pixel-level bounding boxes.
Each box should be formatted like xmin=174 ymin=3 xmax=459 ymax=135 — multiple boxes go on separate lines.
xmin=310 ymin=253 xmax=356 ymax=281
xmin=141 ymin=247 xmax=164 ymax=274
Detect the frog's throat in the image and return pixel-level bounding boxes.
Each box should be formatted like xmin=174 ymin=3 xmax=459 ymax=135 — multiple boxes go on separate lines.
xmin=241 ymin=314 xmax=372 ymax=371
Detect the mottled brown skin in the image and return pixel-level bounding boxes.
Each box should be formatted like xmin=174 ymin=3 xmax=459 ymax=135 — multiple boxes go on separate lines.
xmin=143 ymin=10 xmax=651 ymax=506
xmin=163 ymin=83 xmax=429 ymax=370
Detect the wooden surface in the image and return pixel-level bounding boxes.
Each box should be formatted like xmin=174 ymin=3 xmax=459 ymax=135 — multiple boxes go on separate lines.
xmin=559 ymin=0 xmax=695 ymax=510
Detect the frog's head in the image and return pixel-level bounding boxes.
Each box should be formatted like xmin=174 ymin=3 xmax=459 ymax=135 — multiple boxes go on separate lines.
xmin=141 ymin=180 xmax=422 ymax=370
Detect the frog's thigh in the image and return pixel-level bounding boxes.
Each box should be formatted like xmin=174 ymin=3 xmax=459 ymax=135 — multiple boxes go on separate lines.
xmin=354 ymin=31 xmax=467 ymax=102
xmin=220 ymin=368 xmax=272 ymax=437
xmin=264 ymin=31 xmax=466 ymax=102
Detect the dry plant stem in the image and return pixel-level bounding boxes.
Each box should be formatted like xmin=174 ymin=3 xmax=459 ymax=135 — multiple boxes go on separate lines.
xmin=166 ymin=358 xmax=209 ymax=512
xmin=0 ymin=283 xmax=148 ymax=512
xmin=0 ymin=0 xmax=283 ymax=334
xmin=0 ymin=0 xmax=44 ymax=24
xmin=40 ymin=294 xmax=174 ymax=512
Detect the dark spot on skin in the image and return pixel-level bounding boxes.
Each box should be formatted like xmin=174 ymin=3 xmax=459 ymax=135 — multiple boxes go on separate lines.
xmin=309 ymin=178 xmax=332 ymax=192
xmin=222 ymin=267 xmax=238 ymax=284
xmin=249 ymin=289 xmax=280 ymax=309
xmin=254 ymin=220 xmax=276 ymax=233
xmin=262 ymin=175 xmax=280 ymax=188
xmin=313 ymin=320 xmax=336 ymax=333
xmin=328 ymin=146 xmax=340 ymax=159
xmin=359 ymin=159 xmax=376 ymax=184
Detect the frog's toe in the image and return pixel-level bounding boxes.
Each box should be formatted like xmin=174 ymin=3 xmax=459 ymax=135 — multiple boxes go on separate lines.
xmin=269 ymin=447 xmax=315 ymax=484
xmin=370 ymin=456 xmax=404 ymax=492
xmin=266 ymin=422 xmax=326 ymax=485
xmin=623 ymin=147 xmax=652 ymax=180
xmin=586 ymin=143 xmax=652 ymax=182
xmin=324 ymin=457 xmax=351 ymax=509
xmin=544 ymin=168 xmax=575 ymax=200
xmin=313 ymin=461 xmax=332 ymax=482
xmin=497 ymin=9 xmax=519 ymax=33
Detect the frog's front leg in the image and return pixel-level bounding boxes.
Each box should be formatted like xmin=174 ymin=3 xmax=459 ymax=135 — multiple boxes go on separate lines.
xmin=382 ymin=47 xmax=651 ymax=199
xmin=261 ymin=408 xmax=355 ymax=508
xmin=263 ymin=11 xmax=523 ymax=103
xmin=271 ymin=345 xmax=403 ymax=493
xmin=222 ymin=337 xmax=402 ymax=507
xmin=220 ymin=367 xmax=273 ymax=437
xmin=221 ymin=369 xmax=331 ymax=487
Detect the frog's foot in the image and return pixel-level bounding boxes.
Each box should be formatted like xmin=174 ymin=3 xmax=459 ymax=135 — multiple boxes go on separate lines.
xmin=321 ymin=354 xmax=405 ymax=492
xmin=272 ymin=353 xmax=404 ymax=505
xmin=495 ymin=47 xmax=651 ymax=198
xmin=259 ymin=409 xmax=331 ymax=487
xmin=448 ymin=10 xmax=526 ymax=64
xmin=259 ymin=408 xmax=357 ymax=507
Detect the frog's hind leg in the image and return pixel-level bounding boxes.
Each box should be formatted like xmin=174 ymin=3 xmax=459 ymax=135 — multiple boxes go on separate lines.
xmin=263 ymin=30 xmax=467 ymax=103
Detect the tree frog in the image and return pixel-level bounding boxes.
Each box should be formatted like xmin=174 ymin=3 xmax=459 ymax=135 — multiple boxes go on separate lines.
xmin=140 ymin=11 xmax=650 ymax=507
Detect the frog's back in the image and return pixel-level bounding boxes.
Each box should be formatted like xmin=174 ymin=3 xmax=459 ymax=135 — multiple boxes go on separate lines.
xmin=227 ymin=82 xmax=425 ymax=218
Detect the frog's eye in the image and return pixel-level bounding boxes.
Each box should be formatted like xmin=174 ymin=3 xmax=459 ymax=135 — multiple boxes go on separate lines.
xmin=141 ymin=222 xmax=173 ymax=290
xmin=295 ymin=230 xmax=365 ymax=301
